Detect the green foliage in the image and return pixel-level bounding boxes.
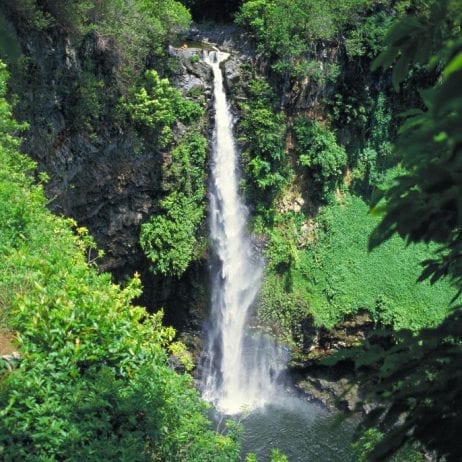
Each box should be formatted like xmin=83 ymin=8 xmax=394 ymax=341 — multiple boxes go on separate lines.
xmin=349 ymin=92 xmax=394 ymax=193
xmin=345 ymin=10 xmax=393 ymax=59
xmin=246 ymin=453 xmax=258 ymax=462
xmin=140 ymin=192 xmax=204 ymax=277
xmin=371 ymin=0 xmax=461 ymax=91
xmin=342 ymin=311 xmax=462 ymax=461
xmin=331 ymin=93 xmax=370 ymax=129
xmin=237 ymin=0 xmax=424 ymax=67
xmin=300 ymin=195 xmax=456 ymax=329
xmin=238 ymin=79 xmax=290 ymax=213
xmin=4 ymin=0 xmax=190 ymax=89
xmin=237 ymin=0 xmax=371 ymax=54
xmin=140 ymin=131 xmax=208 ymax=277
xmin=0 ymin=62 xmax=27 ymax=148
xmin=243 ymin=448 xmax=288 ymax=462
xmin=258 ymin=270 xmax=311 ymax=345
xmin=124 ymin=72 xmax=208 ymax=278
xmin=265 ymin=226 xmax=299 ymax=273
xmin=257 ymin=194 xmax=456 ymax=339
xmin=190 ymin=53 xmax=200 ymax=64
xmin=122 ymin=69 xmax=203 ymax=148
xmin=5 ymin=0 xmax=191 ymax=39
xmin=90 ymin=0 xmax=190 ymax=87
xmin=353 ymin=428 xmax=384 ymax=462
xmin=236 ymin=0 xmax=373 ymax=78
xmin=0 ymin=60 xmax=239 ymax=461
xmin=256 ymin=211 xmax=310 ymax=343
xmin=353 ymin=428 xmax=425 ymax=462
xmin=293 ymin=118 xmax=347 ymax=202
xmin=370 ymin=11 xmax=462 ymax=288
xmin=3 ymin=0 xmax=53 ymax=30
xmin=345 ymin=2 xmax=462 ymax=460
xmin=259 ymin=210 xmax=302 ymax=272
xmin=69 ymin=69 xmax=104 ymax=133
xmin=270 ymin=448 xmax=288 ymax=461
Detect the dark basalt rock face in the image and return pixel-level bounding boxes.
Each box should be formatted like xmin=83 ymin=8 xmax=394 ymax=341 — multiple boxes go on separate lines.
xmin=289 ymin=311 xmax=378 ymax=412
xmin=5 ymin=21 xmax=161 ymax=273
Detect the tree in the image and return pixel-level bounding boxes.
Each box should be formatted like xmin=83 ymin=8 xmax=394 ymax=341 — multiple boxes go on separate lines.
xmin=369 ymin=0 xmax=462 ymax=289
xmin=355 ymin=1 xmax=462 ymax=459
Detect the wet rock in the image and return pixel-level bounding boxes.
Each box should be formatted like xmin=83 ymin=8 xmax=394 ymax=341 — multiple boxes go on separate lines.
xmin=289 ymin=311 xmax=375 ymax=412
xmin=223 ymin=58 xmax=241 ymax=86
xmin=168 ymin=45 xmax=212 ymax=96
xmin=294 ymin=368 xmax=361 ymax=412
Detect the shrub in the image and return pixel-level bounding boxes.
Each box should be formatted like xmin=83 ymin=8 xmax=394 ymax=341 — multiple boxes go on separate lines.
xmin=122 ymin=69 xmax=203 ymax=147
xmin=140 ymin=131 xmax=208 ymax=277
xmin=238 ymin=79 xmax=290 ymax=212
xmin=140 ymin=192 xmax=204 ymax=277
xmin=293 ymin=118 xmax=347 ymax=202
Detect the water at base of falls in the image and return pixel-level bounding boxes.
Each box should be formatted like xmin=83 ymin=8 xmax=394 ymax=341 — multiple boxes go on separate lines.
xmin=200 ymin=50 xmax=286 ymax=415
xmin=239 ymin=397 xmax=357 ymax=461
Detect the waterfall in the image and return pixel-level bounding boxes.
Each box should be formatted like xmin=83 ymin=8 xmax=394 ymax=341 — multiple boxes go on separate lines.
xmin=200 ymin=50 xmax=284 ymax=415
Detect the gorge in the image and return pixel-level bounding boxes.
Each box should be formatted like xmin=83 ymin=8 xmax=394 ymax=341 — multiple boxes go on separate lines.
xmin=0 ymin=1 xmax=461 ymax=461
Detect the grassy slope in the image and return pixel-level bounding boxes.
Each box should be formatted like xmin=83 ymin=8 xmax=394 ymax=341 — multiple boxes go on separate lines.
xmin=260 ymin=195 xmax=456 ymax=333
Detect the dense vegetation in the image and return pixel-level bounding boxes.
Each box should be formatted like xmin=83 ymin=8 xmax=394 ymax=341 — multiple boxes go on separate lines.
xmin=1 ymin=0 xmax=461 ymax=460
xmin=355 ymin=3 xmax=462 ymax=459
xmin=125 ymin=70 xmax=208 ymax=277
xmin=235 ymin=0 xmax=459 ymax=331
xmin=259 ymin=195 xmax=455 ymax=334
xmin=2 ymin=0 xmax=190 ymax=63
xmin=238 ymin=78 xmax=290 ymax=216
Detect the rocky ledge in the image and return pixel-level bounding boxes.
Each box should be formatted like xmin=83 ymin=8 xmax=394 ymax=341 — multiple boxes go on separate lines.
xmin=289 ymin=311 xmax=376 ymax=412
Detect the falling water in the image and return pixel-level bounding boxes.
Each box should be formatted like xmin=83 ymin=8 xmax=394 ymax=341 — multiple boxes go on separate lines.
xmin=201 ymin=50 xmax=284 ymax=415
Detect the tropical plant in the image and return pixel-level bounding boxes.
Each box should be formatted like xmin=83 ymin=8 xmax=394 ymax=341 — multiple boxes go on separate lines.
xmin=293 ymin=118 xmax=347 ymax=202
xmin=122 ymin=69 xmax=203 ymax=147
xmin=238 ymin=79 xmax=290 ymax=213
xmin=140 ymin=130 xmax=208 ymax=277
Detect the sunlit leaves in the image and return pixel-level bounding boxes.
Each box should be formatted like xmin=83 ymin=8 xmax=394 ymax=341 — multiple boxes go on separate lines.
xmin=122 ymin=69 xmax=203 ymax=147
xmin=237 ymin=0 xmax=376 ymax=77
xmin=124 ymin=71 xmax=208 ymax=277
xmin=140 ymin=192 xmax=203 ymax=276
xmin=140 ymin=130 xmax=207 ymax=277
xmin=294 ymin=118 xmax=347 ymax=202
xmin=238 ymin=78 xmax=290 ymax=210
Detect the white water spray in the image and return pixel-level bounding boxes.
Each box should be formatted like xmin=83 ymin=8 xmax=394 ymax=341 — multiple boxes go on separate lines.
xmin=201 ymin=50 xmax=284 ymax=415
